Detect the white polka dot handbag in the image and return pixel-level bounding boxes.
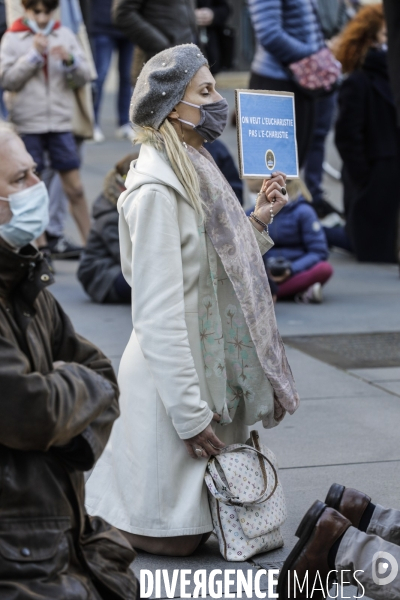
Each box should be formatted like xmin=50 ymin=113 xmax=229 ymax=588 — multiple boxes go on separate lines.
xmin=205 ymin=430 xmax=287 ymax=561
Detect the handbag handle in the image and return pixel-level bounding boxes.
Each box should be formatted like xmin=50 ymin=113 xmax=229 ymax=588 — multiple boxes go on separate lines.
xmin=205 ymin=443 xmax=278 ymax=506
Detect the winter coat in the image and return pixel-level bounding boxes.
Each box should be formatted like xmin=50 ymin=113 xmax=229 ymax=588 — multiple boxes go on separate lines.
xmin=0 ymin=239 xmax=138 ymax=599
xmin=112 ymin=0 xmax=197 ymax=57
xmin=248 ymin=197 xmax=329 ymax=275
xmin=78 ymin=171 xmax=123 ymax=303
xmin=89 ymin=0 xmax=124 ymax=38
xmin=248 ymin=0 xmax=325 ymax=80
xmin=335 ymin=49 xmax=400 ymax=262
xmin=197 ymin=0 xmax=230 ymax=74
xmin=85 ymin=143 xmax=272 ymax=536
xmin=0 ymin=22 xmax=91 ymax=134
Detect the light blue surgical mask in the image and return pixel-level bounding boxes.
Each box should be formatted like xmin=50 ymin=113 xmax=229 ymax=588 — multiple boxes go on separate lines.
xmin=24 ymin=18 xmax=56 ymax=36
xmin=0 ymin=181 xmax=49 ymax=248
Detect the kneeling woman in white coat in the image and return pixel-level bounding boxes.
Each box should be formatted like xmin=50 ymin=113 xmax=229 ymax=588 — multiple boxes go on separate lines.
xmin=85 ymin=44 xmax=300 ymax=557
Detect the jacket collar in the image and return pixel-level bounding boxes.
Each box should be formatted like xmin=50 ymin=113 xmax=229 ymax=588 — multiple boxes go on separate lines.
xmin=0 ymin=239 xmax=54 ymax=302
xmin=123 ymin=144 xmax=191 ymax=205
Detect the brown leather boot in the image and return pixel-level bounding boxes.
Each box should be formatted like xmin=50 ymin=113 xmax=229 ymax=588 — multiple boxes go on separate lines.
xmin=277 ymin=501 xmax=351 ymax=599
xmin=325 ymin=483 xmax=371 ymax=529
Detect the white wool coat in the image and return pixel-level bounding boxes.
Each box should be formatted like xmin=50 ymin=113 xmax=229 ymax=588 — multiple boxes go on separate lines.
xmin=85 ymin=145 xmax=273 ymax=536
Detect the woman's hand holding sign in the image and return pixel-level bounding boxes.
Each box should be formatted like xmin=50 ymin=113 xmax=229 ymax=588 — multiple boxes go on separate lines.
xmin=250 ymin=171 xmax=288 ymax=232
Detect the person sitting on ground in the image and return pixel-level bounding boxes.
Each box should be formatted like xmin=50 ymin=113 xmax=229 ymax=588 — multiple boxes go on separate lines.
xmin=0 ymin=0 xmax=92 ymax=246
xmin=78 ymin=153 xmax=137 ymax=304
xmin=247 ymin=180 xmax=333 ymax=303
xmin=0 ymin=125 xmax=138 ymax=598
xmin=278 ymin=483 xmax=400 ymax=600
xmin=332 ymin=3 xmax=400 ymax=263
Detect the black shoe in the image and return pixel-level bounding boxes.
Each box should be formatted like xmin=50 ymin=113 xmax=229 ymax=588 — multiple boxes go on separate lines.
xmin=47 ymin=234 xmax=83 ymax=259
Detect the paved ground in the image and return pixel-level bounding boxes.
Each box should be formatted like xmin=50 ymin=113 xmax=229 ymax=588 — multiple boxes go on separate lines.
xmin=52 ymin=82 xmax=400 ymax=599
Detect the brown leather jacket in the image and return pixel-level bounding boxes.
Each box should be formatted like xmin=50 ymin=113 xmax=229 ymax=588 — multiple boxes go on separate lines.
xmin=0 ymin=240 xmax=138 ymax=599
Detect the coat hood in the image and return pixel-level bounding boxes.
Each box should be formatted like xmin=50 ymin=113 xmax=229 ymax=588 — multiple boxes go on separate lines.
xmin=119 ymin=144 xmax=190 ymax=212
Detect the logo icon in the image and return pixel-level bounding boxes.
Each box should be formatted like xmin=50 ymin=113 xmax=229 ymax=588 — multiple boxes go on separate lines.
xmin=265 ymin=149 xmax=275 ymax=171
xmin=372 ymin=551 xmax=398 ymax=586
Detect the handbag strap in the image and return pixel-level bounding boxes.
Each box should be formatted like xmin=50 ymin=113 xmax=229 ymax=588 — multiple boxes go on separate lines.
xmin=205 ymin=443 xmax=278 ymax=506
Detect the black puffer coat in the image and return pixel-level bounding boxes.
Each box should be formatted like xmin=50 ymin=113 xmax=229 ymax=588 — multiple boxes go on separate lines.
xmin=78 ymin=195 xmax=121 ymax=303
xmin=78 ymin=167 xmax=128 ymax=303
xmin=335 ymin=49 xmax=400 ymax=263
xmin=0 ymin=240 xmax=138 ymax=599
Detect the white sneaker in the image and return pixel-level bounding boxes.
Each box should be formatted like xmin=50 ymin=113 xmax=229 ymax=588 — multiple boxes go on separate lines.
xmin=295 ymin=282 xmax=323 ymax=304
xmin=92 ymin=126 xmax=105 ymax=143
xmin=115 ymin=123 xmax=134 ymax=140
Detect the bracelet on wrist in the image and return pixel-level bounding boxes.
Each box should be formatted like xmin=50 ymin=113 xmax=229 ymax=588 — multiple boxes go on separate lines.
xmin=249 ymin=212 xmax=269 ymax=234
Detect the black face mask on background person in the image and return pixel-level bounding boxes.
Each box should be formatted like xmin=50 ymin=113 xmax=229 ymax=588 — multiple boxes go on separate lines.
xmin=177 ymin=98 xmax=229 ymax=142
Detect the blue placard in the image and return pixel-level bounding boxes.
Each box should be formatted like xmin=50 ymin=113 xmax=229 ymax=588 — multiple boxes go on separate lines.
xmin=236 ymin=90 xmax=299 ymax=179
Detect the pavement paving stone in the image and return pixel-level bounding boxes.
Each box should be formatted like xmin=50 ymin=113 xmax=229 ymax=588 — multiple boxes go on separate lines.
xmin=283 ymin=347 xmax=389 ymax=400
xmin=255 ymin=393 xmax=400 ymax=469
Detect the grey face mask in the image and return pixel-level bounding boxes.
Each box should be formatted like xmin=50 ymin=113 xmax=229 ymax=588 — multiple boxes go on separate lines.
xmin=177 ymin=98 xmax=229 ymax=142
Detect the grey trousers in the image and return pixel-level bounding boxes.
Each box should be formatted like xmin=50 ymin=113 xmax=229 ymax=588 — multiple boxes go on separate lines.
xmin=336 ymin=504 xmax=400 ymax=599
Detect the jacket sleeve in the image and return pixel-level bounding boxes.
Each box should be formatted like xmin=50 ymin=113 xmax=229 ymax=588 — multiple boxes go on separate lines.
xmin=0 ymin=292 xmax=119 ymax=464
xmin=0 ymin=32 xmax=45 ymax=92
xmin=112 ymin=0 xmax=170 ymax=52
xmin=122 ymin=186 xmax=214 ymax=440
xmin=60 ymin=27 xmax=93 ymax=87
xmin=290 ymin=205 xmax=329 ymax=274
xmin=335 ymin=74 xmax=369 ymax=185
xmin=247 ymin=0 xmax=319 ymax=64
xmin=250 ymin=220 xmax=274 ymax=255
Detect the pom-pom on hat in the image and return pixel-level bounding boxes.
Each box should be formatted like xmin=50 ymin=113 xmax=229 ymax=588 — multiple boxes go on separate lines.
xmin=129 ymin=44 xmax=208 ymax=130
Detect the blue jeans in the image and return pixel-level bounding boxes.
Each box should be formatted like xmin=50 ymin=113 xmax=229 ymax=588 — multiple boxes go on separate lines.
xmin=304 ymin=92 xmax=337 ymax=205
xmin=92 ymin=34 xmax=134 ymax=127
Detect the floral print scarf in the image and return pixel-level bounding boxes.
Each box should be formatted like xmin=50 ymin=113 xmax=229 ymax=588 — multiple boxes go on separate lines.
xmin=187 ymin=146 xmax=299 ymax=425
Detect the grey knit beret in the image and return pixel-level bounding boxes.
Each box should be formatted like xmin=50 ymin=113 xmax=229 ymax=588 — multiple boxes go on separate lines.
xmin=129 ymin=44 xmax=208 ymax=130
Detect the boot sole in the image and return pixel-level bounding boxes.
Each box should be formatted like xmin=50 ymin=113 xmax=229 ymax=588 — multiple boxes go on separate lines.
xmin=277 ymin=500 xmax=326 ymax=599
xmin=325 ymin=483 xmax=345 ymax=511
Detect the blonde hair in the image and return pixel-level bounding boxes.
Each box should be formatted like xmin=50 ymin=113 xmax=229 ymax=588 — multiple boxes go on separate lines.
xmin=133 ymin=119 xmax=204 ymax=218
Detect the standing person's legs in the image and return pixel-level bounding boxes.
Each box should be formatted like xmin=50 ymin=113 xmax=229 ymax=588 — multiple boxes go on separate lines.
xmin=116 ymin=37 xmax=134 ymax=127
xmin=59 ymin=169 xmax=90 ymax=242
xmin=277 ymin=261 xmax=333 ymax=298
xmin=92 ymin=34 xmax=115 ymax=126
xmin=47 ymin=132 xmax=91 ymax=243
xmin=41 ymin=167 xmax=68 ymax=239
xmin=249 ymin=73 xmax=315 ymax=168
xmin=304 ymin=92 xmax=337 ymax=205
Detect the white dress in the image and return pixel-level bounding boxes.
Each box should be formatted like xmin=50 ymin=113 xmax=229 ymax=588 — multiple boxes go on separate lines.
xmin=85 ymin=145 xmax=272 ymax=536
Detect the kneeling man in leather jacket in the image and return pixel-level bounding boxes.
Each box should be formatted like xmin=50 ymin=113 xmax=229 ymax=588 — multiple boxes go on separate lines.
xmin=0 ymin=126 xmax=138 ymax=599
